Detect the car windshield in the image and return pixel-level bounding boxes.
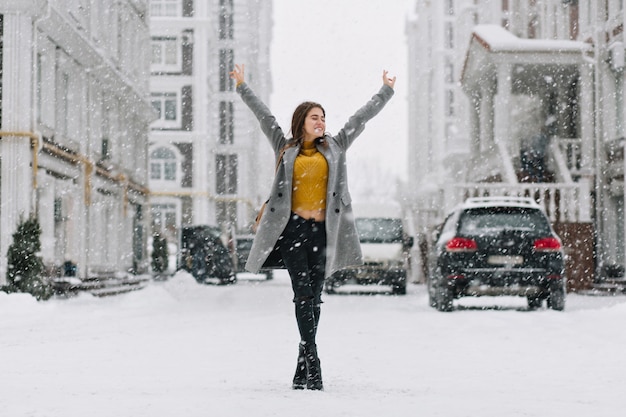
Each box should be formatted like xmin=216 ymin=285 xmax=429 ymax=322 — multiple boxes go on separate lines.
xmin=459 ymin=207 xmax=551 ymax=235
xmin=356 ymin=218 xmax=403 ymax=243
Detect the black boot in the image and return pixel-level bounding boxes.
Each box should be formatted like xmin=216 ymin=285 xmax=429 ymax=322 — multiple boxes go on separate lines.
xmin=303 ymin=342 xmax=323 ymax=390
xmin=292 ymin=343 xmax=307 ymax=390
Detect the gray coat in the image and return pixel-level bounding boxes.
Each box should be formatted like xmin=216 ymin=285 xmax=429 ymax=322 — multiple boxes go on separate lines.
xmin=238 ymin=82 xmax=394 ymax=278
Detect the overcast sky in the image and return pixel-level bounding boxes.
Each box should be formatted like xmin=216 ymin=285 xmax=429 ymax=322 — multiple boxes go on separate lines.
xmin=269 ymin=0 xmax=414 ymax=187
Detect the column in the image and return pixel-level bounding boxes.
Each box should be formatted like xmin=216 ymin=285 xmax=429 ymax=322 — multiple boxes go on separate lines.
xmin=0 ymin=14 xmax=35 ymax=282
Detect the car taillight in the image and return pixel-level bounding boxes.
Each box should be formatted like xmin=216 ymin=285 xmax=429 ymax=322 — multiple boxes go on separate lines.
xmin=534 ymin=237 xmax=561 ymax=251
xmin=446 ymin=237 xmax=477 ymax=252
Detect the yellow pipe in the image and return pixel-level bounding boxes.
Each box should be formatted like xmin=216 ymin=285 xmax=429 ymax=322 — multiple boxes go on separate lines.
xmin=0 ymin=132 xmax=148 ymax=209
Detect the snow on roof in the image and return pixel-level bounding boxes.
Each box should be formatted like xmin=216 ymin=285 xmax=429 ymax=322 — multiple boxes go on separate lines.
xmin=472 ymin=24 xmax=591 ymax=54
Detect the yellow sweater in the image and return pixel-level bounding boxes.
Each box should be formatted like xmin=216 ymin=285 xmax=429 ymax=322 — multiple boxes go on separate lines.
xmin=292 ymin=141 xmax=329 ymax=212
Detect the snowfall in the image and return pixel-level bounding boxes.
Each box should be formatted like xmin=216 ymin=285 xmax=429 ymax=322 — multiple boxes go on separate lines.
xmin=1 ymin=270 xmax=625 ymax=417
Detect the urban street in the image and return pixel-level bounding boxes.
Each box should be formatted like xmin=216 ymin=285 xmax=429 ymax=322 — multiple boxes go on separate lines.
xmin=1 ymin=271 xmax=625 ymax=417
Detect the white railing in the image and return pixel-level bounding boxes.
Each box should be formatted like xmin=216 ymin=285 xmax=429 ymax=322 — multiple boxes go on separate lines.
xmin=443 ymin=180 xmax=592 ymax=223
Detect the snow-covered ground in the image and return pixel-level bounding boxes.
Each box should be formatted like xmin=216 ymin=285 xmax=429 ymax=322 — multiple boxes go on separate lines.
xmin=1 ymin=270 xmax=625 ymax=417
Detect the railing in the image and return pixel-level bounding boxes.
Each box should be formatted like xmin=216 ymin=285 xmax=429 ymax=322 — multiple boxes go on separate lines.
xmin=443 ymin=181 xmax=592 ymax=223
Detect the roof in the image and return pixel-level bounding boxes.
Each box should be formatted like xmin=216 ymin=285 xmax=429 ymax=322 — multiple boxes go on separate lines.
xmin=461 ymin=25 xmax=592 ymax=94
xmin=471 ymin=24 xmax=590 ymax=54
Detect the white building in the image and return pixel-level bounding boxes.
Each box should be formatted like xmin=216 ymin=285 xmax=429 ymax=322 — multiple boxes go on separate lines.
xmin=0 ymin=0 xmax=153 ymax=285
xmin=148 ymin=0 xmax=273 ymax=247
xmin=407 ymin=0 xmax=626 ymax=288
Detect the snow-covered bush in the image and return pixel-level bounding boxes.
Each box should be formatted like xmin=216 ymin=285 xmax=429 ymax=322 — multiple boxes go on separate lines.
xmin=3 ymin=215 xmax=51 ymax=301
xmin=151 ymin=232 xmax=169 ymax=277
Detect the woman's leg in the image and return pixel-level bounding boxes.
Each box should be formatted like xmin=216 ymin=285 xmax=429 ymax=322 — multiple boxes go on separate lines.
xmin=280 ymin=214 xmax=326 ymax=390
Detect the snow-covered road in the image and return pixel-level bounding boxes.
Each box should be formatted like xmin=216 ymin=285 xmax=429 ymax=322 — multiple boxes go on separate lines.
xmin=1 ymin=271 xmax=625 ymax=417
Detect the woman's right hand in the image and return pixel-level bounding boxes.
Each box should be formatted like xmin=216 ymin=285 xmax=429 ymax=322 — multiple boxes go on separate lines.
xmin=230 ymin=64 xmax=245 ymax=86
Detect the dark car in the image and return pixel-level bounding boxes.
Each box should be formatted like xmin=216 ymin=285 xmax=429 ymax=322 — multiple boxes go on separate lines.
xmin=179 ymin=225 xmax=236 ymax=285
xmin=234 ymin=235 xmax=273 ymax=280
xmin=427 ymin=197 xmax=565 ymax=311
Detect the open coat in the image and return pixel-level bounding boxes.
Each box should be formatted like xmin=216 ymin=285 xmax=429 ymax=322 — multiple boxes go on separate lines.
xmin=238 ymin=82 xmax=394 ymax=278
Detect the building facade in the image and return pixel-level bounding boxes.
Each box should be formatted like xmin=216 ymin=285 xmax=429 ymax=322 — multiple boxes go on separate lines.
xmin=0 ymin=0 xmax=153 ymax=285
xmin=148 ymin=0 xmax=273 ymax=250
xmin=407 ymin=0 xmax=626 ymax=286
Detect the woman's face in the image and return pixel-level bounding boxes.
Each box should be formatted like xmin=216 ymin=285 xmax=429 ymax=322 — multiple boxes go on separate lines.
xmin=302 ymin=107 xmax=326 ymax=141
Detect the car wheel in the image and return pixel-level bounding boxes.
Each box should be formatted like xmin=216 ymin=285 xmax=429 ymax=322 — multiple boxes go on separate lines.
xmin=527 ymin=296 xmax=543 ymax=309
xmin=392 ymin=284 xmax=406 ymax=295
xmin=436 ymin=285 xmax=454 ymax=312
xmin=547 ymin=283 xmax=565 ymax=311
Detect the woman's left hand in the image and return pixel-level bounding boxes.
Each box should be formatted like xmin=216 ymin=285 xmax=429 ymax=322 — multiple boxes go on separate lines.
xmin=383 ymin=70 xmax=396 ymax=89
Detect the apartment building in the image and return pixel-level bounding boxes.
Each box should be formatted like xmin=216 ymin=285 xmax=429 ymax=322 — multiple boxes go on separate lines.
xmin=148 ymin=0 xmax=273 ymax=247
xmin=407 ymin=0 xmax=626 ymax=287
xmin=0 ymin=0 xmax=152 ymax=284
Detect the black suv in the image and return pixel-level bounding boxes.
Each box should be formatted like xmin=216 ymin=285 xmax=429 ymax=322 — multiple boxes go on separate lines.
xmin=427 ymin=197 xmax=565 ymax=311
xmin=179 ymin=225 xmax=236 ymax=285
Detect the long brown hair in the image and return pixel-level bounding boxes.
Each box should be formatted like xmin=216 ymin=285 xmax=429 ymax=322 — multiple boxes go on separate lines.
xmin=290 ymin=101 xmax=327 ymax=147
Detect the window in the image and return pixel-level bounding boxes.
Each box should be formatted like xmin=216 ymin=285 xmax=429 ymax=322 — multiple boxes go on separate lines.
xmin=216 ymin=154 xmax=238 ymax=194
xmin=445 ymin=22 xmax=454 ymax=49
xmin=219 ymin=101 xmax=234 ymax=144
xmin=219 ymin=0 xmax=234 ymax=40
xmin=150 ymin=147 xmax=178 ymax=181
xmin=151 ymin=203 xmax=178 ymax=237
xmin=446 ymin=89 xmax=455 ymax=117
xmin=219 ymin=49 xmax=234 ymax=91
xmin=150 ymin=0 xmax=181 ymax=17
xmin=151 ymin=36 xmax=179 ymax=72
xmin=151 ymin=92 xmax=179 ymax=127
xmin=446 ymin=0 xmax=454 ymax=15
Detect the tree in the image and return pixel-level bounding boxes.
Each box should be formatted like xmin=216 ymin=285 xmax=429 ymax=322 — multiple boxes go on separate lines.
xmin=151 ymin=232 xmax=169 ymax=277
xmin=4 ymin=215 xmax=51 ymax=300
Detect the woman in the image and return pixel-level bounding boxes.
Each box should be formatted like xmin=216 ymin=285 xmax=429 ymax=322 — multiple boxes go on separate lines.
xmin=230 ymin=64 xmax=395 ymax=390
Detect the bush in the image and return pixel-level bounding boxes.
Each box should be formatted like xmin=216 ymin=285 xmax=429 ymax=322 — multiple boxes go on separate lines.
xmin=151 ymin=232 xmax=169 ymax=275
xmin=3 ymin=215 xmax=51 ymax=300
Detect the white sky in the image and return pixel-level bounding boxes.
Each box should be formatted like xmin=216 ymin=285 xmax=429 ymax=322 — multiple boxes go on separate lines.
xmin=270 ymin=0 xmax=414 ymax=185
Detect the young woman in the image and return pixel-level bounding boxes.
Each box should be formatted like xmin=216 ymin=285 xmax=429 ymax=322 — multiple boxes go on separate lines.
xmin=230 ymin=64 xmax=395 ymax=390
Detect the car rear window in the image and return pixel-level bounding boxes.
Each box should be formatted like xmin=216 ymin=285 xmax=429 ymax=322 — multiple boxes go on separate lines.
xmin=459 ymin=207 xmax=551 ymax=235
xmin=355 ymin=218 xmax=403 ymax=243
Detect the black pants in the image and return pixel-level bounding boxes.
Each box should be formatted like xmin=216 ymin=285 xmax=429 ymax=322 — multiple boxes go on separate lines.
xmin=279 ymin=213 xmax=326 ymax=345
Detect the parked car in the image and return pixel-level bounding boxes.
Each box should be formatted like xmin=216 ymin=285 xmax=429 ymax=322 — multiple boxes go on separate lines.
xmin=234 ymin=235 xmax=273 ymax=279
xmin=427 ymin=196 xmax=565 ymax=311
xmin=179 ymin=225 xmax=236 ymax=285
xmin=325 ymin=202 xmax=413 ymax=295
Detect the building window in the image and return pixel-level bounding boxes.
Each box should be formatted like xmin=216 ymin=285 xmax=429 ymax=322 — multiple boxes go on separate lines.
xmin=444 ymin=22 xmax=454 ymax=49
xmin=216 ymin=200 xmax=237 ymax=228
xmin=219 ymin=49 xmax=234 ymax=91
xmin=150 ymin=0 xmax=181 ymax=17
xmin=151 ymin=92 xmax=179 ymax=128
xmin=220 ymin=101 xmax=234 ymax=144
xmin=219 ymin=0 xmax=234 ymax=40
xmin=151 ymin=36 xmax=180 ymax=72
xmin=216 ymin=154 xmax=238 ymax=194
xmin=150 ymin=147 xmax=178 ymax=181
xmin=446 ymin=89 xmax=455 ymax=117
xmin=446 ymin=0 xmax=454 ymax=15
xmin=151 ymin=203 xmax=178 ymax=238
